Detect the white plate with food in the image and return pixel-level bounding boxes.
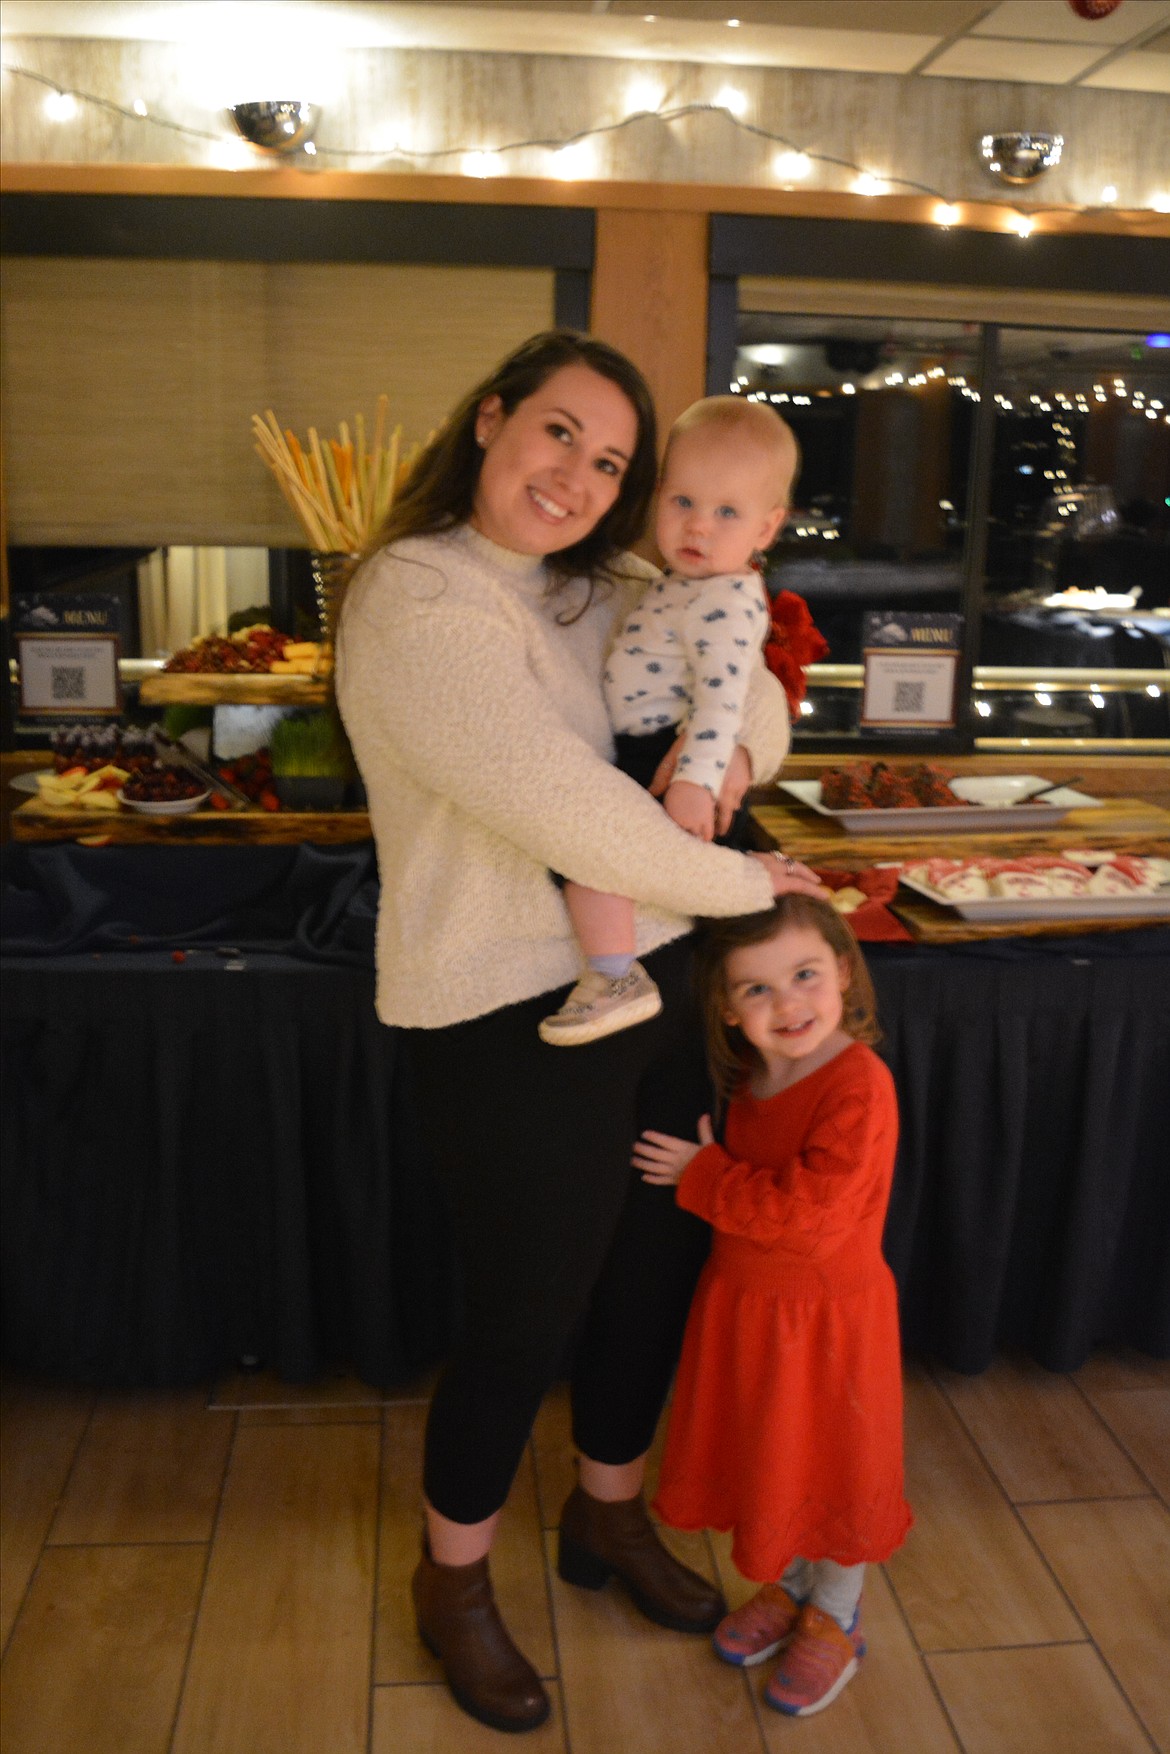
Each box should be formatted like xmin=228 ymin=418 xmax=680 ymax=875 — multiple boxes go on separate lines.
xmin=897 ymin=853 xmax=1170 ymax=922
xmin=117 ymin=788 xmax=211 ymax=817
xmin=778 ymin=775 xmax=1101 ymax=835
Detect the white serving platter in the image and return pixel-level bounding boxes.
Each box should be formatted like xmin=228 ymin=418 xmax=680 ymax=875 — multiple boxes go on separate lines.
xmin=897 ymin=870 xmax=1170 ymax=923
xmin=117 ymin=788 xmax=211 ymax=817
xmin=778 ymin=775 xmax=1101 ymax=835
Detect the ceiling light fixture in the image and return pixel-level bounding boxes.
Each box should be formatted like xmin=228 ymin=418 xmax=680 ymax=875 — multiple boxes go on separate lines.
xmin=980 ymin=132 xmax=1063 ymax=186
xmin=229 ymin=100 xmax=319 ymax=154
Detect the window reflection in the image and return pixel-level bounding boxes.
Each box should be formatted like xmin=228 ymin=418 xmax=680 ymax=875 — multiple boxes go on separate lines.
xmin=733 ymin=312 xmax=1170 ymax=745
xmin=734 ymin=315 xmax=976 ymax=678
xmin=980 ymin=329 xmax=1170 ymax=743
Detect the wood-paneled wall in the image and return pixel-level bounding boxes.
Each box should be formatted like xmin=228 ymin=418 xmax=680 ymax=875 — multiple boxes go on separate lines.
xmin=591 ymin=208 xmax=708 ymax=444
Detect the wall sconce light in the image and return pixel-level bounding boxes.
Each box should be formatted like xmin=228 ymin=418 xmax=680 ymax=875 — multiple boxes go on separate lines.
xmin=980 ymin=132 xmax=1063 ymax=185
xmin=228 ymin=101 xmax=319 ymax=153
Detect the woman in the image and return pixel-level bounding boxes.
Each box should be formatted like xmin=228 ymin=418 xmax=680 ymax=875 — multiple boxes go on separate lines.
xmin=336 ymin=330 xmax=820 ymax=1734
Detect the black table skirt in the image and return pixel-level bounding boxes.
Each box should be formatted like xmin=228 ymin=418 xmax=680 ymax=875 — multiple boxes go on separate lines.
xmin=1 ymin=953 xmax=454 ymax=1388
xmin=2 ymin=846 xmax=1168 ymax=1385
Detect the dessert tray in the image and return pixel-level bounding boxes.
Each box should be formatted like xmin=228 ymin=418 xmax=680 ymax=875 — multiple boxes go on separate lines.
xmin=779 ymin=775 xmax=1101 ymax=834
xmin=897 ymin=853 xmax=1170 ymax=923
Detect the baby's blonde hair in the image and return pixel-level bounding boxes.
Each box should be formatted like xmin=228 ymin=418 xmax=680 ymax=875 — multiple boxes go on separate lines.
xmin=664 ymin=395 xmax=801 ymax=510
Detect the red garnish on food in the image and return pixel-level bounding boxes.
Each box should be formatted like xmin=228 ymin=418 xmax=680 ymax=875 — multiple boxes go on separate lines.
xmin=763 ymin=590 xmax=829 ymax=715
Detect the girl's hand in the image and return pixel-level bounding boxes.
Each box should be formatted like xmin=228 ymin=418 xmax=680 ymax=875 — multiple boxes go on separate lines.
xmin=751 ymin=850 xmax=824 ymax=897
xmin=650 ymin=742 xmax=753 ymax=837
xmin=634 ymin=1115 xmax=715 ymax=1185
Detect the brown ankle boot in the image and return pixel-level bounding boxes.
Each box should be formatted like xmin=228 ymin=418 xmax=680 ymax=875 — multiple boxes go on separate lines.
xmin=557 ymin=1485 xmax=725 ymax=1633
xmin=412 ymin=1545 xmax=550 ymax=1733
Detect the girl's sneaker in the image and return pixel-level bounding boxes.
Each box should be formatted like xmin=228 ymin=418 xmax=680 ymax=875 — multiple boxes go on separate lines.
xmin=713 ymin=1584 xmax=804 ymax=1667
xmin=764 ymin=1602 xmax=866 ymax=1717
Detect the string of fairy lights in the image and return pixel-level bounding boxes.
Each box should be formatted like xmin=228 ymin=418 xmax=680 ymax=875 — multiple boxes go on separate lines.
xmin=738 ymin=373 xmax=1169 ymax=422
xmin=5 ymin=58 xmax=1170 ymax=238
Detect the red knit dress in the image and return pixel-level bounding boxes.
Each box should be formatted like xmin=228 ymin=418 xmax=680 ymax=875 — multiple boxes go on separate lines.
xmin=652 ymin=1041 xmax=912 ymax=1583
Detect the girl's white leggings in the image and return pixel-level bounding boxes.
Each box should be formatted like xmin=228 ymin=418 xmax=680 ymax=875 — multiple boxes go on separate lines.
xmin=780 ymin=1557 xmax=865 ymax=1631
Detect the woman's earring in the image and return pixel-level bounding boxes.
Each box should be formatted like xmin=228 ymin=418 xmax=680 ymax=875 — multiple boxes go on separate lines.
xmin=476 ymin=431 xmax=487 ymax=448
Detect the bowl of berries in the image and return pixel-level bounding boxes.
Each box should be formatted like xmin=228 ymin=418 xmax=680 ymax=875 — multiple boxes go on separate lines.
xmin=118 ymin=764 xmax=210 ymax=815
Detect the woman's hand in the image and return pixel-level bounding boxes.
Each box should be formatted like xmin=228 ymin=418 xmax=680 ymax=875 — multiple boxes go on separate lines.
xmin=751 ymin=850 xmax=825 ymax=897
xmin=650 ymin=741 xmax=753 ymax=837
xmin=633 ymin=1115 xmax=715 ymax=1185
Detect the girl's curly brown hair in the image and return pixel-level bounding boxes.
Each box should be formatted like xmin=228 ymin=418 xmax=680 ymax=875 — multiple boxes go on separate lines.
xmin=695 ymin=893 xmax=880 ymax=1104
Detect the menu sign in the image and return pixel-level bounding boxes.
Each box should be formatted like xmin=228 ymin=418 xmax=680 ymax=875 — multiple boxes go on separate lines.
xmin=13 ymin=593 xmax=123 ymax=719
xmin=860 ymin=611 xmax=962 ymax=732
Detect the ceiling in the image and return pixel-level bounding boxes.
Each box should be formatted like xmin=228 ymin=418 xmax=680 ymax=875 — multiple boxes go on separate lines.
xmin=2 ymin=0 xmax=1169 ymax=91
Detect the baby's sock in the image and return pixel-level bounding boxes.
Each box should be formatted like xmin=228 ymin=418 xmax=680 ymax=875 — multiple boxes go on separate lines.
xmin=780 ymin=1557 xmax=814 ymax=1603
xmin=810 ymin=1560 xmax=865 ymax=1631
xmin=588 ymin=953 xmax=636 ymax=979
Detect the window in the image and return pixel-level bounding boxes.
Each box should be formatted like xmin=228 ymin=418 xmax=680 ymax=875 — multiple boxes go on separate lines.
xmin=733 ymin=309 xmax=1169 ymax=749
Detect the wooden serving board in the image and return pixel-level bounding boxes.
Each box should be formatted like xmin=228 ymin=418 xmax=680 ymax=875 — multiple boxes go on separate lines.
xmin=750 ymin=794 xmax=1170 ymax=941
xmin=10 ymin=799 xmax=371 ymax=845
xmin=750 ymin=796 xmax=1170 ymax=864
xmin=138 ymin=674 xmax=331 ymax=706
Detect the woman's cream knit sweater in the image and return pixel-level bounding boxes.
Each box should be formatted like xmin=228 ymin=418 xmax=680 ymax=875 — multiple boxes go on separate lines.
xmin=335 ymin=524 xmax=789 ymax=1028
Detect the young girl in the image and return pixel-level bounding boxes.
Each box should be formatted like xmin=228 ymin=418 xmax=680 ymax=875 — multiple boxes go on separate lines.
xmin=633 ymin=894 xmax=912 ymax=1718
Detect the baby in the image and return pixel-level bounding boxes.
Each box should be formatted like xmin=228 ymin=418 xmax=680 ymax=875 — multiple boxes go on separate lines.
xmin=539 ymin=395 xmax=800 ymax=1046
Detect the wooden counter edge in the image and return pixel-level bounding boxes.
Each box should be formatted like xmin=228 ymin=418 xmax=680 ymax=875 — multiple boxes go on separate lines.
xmin=9 ymin=797 xmax=372 ymax=845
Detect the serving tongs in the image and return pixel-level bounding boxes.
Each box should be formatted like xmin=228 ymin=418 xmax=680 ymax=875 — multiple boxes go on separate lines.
xmin=151 ymin=728 xmax=253 ymax=810
xmin=1019 ymin=775 xmax=1081 ymax=803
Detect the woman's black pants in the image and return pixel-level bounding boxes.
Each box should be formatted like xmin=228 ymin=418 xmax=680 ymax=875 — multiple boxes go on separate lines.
xmin=406 ymin=934 xmax=713 ymax=1525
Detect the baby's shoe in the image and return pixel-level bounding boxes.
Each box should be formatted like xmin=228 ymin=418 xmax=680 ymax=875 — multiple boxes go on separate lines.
xmin=538 ymin=963 xmax=662 ymax=1046
xmin=764 ymin=1602 xmax=866 ymax=1717
xmin=713 ymin=1583 xmax=804 ymax=1667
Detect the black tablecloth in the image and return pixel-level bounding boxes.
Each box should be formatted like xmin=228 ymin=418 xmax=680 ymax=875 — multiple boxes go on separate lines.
xmin=2 ymin=845 xmax=1168 ymax=1384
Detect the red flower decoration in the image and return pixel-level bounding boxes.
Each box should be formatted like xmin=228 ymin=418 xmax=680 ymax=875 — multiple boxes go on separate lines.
xmin=763 ymin=589 xmax=829 ymax=715
xmin=1066 ymin=0 xmax=1121 ymax=16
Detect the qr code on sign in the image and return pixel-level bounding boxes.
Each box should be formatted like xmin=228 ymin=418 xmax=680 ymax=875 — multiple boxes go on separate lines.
xmin=893 ymin=680 xmax=926 ymax=714
xmin=50 ymin=665 xmax=86 ymax=702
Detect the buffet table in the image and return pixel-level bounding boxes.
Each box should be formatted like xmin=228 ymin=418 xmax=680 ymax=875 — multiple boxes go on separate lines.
xmin=3 ymin=837 xmax=1168 ymax=1386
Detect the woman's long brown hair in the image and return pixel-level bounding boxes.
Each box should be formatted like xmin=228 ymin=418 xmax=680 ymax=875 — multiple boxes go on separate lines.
xmin=341 ymin=329 xmax=658 ymax=624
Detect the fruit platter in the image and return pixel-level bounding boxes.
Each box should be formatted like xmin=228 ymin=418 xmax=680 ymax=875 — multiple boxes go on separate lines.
xmin=779 ymin=761 xmax=1100 ymax=834
xmin=139 ymin=628 xmax=332 ymax=706
xmin=161 ymin=626 xmax=330 ymax=677
xmin=897 ymin=852 xmax=1170 ymax=922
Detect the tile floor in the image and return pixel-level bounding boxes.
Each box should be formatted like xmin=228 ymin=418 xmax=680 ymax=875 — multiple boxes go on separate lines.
xmin=2 ymin=1349 xmax=1168 ymax=1753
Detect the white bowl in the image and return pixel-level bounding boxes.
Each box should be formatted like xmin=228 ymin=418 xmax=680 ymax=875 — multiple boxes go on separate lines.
xmin=117 ymin=788 xmax=211 ymax=816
